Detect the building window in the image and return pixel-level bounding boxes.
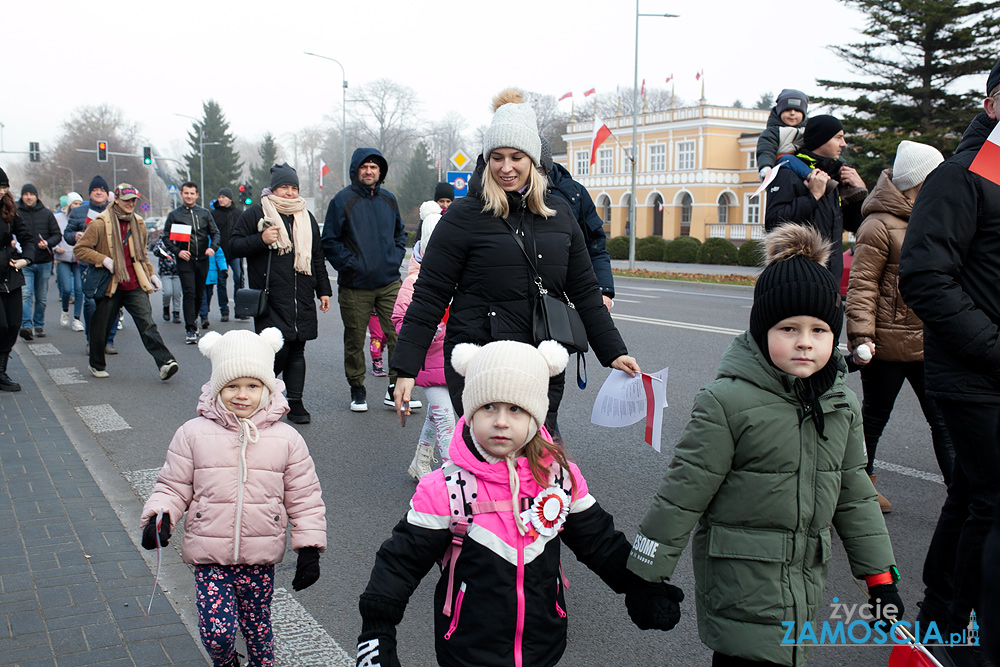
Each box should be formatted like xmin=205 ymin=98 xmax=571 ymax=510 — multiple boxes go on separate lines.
xmin=622 ymin=194 xmax=632 ymax=236
xmin=679 ymin=193 xmax=692 ymax=236
xmin=598 ymin=148 xmax=614 ymax=175
xmin=747 ymin=151 xmax=757 ymax=170
xmin=596 ymin=195 xmax=612 ymax=232
xmin=649 ymin=144 xmax=666 ymax=172
xmin=717 ymin=194 xmax=729 ymax=224
xmin=744 ymin=194 xmax=761 ymax=224
xmin=576 ymin=150 xmax=590 ymax=176
xmin=677 ymin=140 xmax=696 ymax=171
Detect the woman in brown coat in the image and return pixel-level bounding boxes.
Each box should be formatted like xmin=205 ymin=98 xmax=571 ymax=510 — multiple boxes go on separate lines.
xmin=846 ymin=140 xmax=954 ymax=511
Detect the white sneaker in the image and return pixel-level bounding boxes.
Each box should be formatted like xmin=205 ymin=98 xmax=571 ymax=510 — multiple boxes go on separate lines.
xmin=407 ymin=443 xmax=436 ymax=480
xmin=159 ymin=360 xmax=179 ymax=381
xmin=350 ymin=386 xmax=368 ymax=412
xmin=385 ymin=385 xmax=422 ymax=409
xmin=71 ymin=319 xmax=85 ymax=332
xmin=60 ymin=312 xmax=70 ymax=327
xmin=88 ymin=366 xmax=109 ymax=378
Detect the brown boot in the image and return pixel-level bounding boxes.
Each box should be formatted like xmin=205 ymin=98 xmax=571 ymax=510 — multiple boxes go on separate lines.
xmin=869 ymin=474 xmax=892 ymax=513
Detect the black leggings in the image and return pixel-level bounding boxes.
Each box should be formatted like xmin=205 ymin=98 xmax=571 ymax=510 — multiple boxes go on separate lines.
xmin=0 ymin=289 xmax=22 ymax=354
xmin=274 ymin=338 xmax=307 ymax=402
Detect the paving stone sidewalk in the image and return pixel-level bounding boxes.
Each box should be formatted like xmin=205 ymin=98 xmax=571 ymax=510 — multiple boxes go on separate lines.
xmin=0 ymin=352 xmax=207 ymax=667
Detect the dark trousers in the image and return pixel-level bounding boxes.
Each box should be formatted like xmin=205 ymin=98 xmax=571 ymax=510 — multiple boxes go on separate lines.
xmin=0 ymin=289 xmax=23 ymax=354
xmin=230 ymin=256 xmax=244 ymax=291
xmin=273 ymin=338 xmax=307 ymax=402
xmin=338 ymin=281 xmax=400 ymax=387
xmin=199 ymin=283 xmax=229 ymax=319
xmin=921 ymin=399 xmax=1000 ymax=631
xmin=89 ymin=288 xmax=173 ymax=372
xmin=859 ymin=358 xmax=955 ymax=483
xmin=176 ymin=257 xmax=209 ymax=333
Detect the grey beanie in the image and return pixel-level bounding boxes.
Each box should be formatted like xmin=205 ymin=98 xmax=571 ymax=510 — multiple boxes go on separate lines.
xmin=269 ymin=162 xmax=299 ymax=190
xmin=892 ymin=140 xmax=944 ymax=192
xmin=218 ymin=187 xmax=234 ymax=200
xmin=482 ymin=102 xmax=542 ymax=167
xmin=775 ymin=89 xmax=809 ymax=117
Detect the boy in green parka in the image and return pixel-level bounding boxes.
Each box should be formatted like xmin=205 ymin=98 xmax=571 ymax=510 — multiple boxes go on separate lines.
xmin=627 ymin=224 xmax=901 ymax=666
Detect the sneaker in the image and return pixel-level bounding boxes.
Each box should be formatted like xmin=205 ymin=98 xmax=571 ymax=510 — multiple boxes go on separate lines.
xmin=163 ymin=308 xmax=170 ymax=322
xmin=235 ymin=315 xmax=250 ymax=321
xmin=117 ymin=314 xmax=124 ymax=330
xmin=372 ymin=358 xmax=387 ymax=377
xmin=185 ymin=330 xmax=198 ymax=345
xmin=350 ymin=386 xmax=368 ymax=412
xmin=61 ymin=311 xmax=70 ymax=327
xmin=104 ymin=344 xmax=118 ymax=355
xmin=159 ymin=360 xmax=179 ymax=381
xmin=71 ymin=319 xmax=85 ymax=332
xmin=34 ymin=328 xmax=46 ymax=338
xmin=173 ymin=312 xmax=181 ymax=323
xmin=19 ymin=327 xmax=32 ymax=341
xmin=221 ymin=313 xmax=230 ymax=323
xmin=385 ymin=385 xmax=422 ymax=409
xmin=407 ymin=443 xmax=436 ymax=481
xmin=88 ymin=365 xmax=109 ymax=378
xmin=201 ymin=317 xmax=210 ymax=330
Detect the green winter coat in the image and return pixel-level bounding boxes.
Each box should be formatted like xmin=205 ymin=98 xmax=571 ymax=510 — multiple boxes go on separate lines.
xmin=628 ymin=333 xmax=895 ymax=666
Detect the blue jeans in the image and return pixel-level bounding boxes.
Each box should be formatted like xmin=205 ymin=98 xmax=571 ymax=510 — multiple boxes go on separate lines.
xmin=199 ymin=283 xmax=230 ymax=318
xmin=230 ymin=256 xmax=244 ymax=291
xmin=56 ymin=262 xmax=85 ymax=319
xmin=21 ymin=262 xmax=52 ymax=329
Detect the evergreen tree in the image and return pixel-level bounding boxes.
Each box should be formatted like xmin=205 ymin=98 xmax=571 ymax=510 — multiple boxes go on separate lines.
xmin=817 ymin=0 xmax=1000 ymax=185
xmin=184 ymin=100 xmax=243 ymax=204
xmin=396 ymin=141 xmax=437 ymax=227
xmin=249 ymin=133 xmax=279 ymax=198
xmin=755 ymin=92 xmax=774 ymax=110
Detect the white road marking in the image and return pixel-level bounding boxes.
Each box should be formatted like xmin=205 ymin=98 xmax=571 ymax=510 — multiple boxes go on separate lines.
xmin=75 ymin=404 xmax=131 ymax=432
xmin=612 ymin=313 xmax=744 ymax=336
xmin=613 ymin=298 xmax=640 ymax=303
xmin=623 ymin=285 xmax=754 ymax=300
xmin=874 ymin=459 xmax=944 ymax=485
xmin=614 ymin=292 xmax=660 ymax=299
xmin=48 ymin=367 xmax=88 ymax=385
xmin=28 ymin=343 xmax=61 ymax=356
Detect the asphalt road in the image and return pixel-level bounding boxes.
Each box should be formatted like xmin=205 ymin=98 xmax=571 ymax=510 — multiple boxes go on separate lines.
xmin=29 ymin=274 xmax=948 ymax=666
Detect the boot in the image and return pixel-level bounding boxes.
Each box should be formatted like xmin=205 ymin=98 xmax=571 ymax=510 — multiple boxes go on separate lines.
xmin=869 ymin=474 xmax=892 ymax=513
xmin=0 ymin=353 xmax=21 ymax=392
xmin=163 ymin=306 xmax=170 ymax=322
xmin=287 ymin=399 xmax=311 ymax=424
xmin=407 ymin=443 xmax=435 ymax=481
xmin=172 ymin=311 xmax=181 ymax=323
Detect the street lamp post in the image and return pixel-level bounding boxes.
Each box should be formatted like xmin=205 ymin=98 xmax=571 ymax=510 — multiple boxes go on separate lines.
xmin=56 ymin=165 xmax=74 ymax=193
xmin=629 ymin=3 xmax=678 ymax=269
xmin=174 ymin=113 xmax=220 ymax=204
xmin=304 ymin=52 xmax=348 ymax=189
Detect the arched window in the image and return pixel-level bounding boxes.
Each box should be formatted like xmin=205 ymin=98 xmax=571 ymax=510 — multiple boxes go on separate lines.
xmin=679 ymin=193 xmax=692 ymax=236
xmin=622 ymin=194 xmax=632 ymax=237
xmin=651 ymin=194 xmax=664 ymax=237
xmin=717 ymin=193 xmax=730 ymax=224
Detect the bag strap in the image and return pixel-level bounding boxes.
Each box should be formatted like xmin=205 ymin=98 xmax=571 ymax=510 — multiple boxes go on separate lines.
xmin=441 ymin=462 xmax=478 ymax=617
xmin=263 ymin=250 xmax=273 ymax=293
xmin=501 ymin=218 xmax=546 ymax=296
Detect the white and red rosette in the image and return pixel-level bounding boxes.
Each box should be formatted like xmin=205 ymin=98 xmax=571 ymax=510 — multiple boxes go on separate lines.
xmin=521 ymin=487 xmax=570 ymax=537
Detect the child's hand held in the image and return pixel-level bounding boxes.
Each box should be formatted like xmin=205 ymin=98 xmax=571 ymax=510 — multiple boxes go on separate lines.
xmin=292 ymin=546 xmax=321 ymax=591
xmin=141 ymin=514 xmax=171 ymax=550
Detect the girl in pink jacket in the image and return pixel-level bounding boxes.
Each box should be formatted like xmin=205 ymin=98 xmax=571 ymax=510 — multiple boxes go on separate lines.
xmin=392 ymin=200 xmax=454 ymax=481
xmin=141 ymin=327 xmax=326 ymax=667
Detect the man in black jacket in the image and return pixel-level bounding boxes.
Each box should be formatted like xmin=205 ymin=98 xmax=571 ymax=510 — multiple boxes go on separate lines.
xmin=163 ymin=182 xmax=220 ymax=344
xmin=16 ymin=185 xmax=61 ymax=340
xmin=764 ymin=114 xmax=866 ymax=281
xmin=211 ymin=187 xmax=242 ymax=321
xmin=898 ymin=59 xmax=1000 ymax=665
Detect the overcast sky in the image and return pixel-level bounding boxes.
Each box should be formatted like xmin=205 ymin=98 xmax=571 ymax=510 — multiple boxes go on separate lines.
xmin=5 ymin=0 xmax=880 ymax=165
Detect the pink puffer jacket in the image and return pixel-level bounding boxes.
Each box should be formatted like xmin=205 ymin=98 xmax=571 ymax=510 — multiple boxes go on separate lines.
xmin=392 ymin=246 xmax=447 ymax=387
xmin=141 ymin=381 xmax=326 ymax=565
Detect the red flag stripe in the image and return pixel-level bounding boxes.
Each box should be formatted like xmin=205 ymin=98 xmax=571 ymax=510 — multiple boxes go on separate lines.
xmin=971 ymin=135 xmax=1000 ymax=186
xmin=583 ymin=88 xmax=596 ymax=97
xmin=558 ymin=91 xmax=572 ymax=101
xmin=642 ymin=374 xmax=655 ymax=446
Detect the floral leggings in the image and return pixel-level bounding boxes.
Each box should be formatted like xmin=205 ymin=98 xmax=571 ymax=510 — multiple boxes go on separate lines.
xmin=195 ymin=564 xmax=275 ymax=667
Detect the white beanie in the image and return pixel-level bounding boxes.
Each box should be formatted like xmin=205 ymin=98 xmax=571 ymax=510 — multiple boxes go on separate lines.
xmin=892 ymin=140 xmax=944 ymax=192
xmin=198 ymin=327 xmax=284 ymax=396
xmin=66 ymin=191 xmax=83 ymax=206
xmin=482 ymin=88 xmax=542 ymax=167
xmin=452 ymin=340 xmax=568 ymax=444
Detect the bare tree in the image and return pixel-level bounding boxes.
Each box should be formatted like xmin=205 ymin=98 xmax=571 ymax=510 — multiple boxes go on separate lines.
xmin=429 ymin=112 xmax=469 ymax=176
xmin=349 ymin=79 xmax=424 ymax=174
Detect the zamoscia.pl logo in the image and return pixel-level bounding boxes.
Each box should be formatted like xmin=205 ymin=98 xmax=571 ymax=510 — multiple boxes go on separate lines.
xmin=780 ymin=598 xmax=979 ymax=647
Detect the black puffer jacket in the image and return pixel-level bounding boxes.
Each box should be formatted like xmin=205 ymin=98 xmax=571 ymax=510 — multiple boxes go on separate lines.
xmin=229 ymin=203 xmax=333 ymax=342
xmin=16 ymin=199 xmax=60 ymax=265
xmin=163 ymin=204 xmax=220 ymax=259
xmin=547 ymin=162 xmax=614 ymax=297
xmin=211 ymin=201 xmax=242 ymax=257
xmin=392 ymin=161 xmax=627 ymax=379
xmin=899 ymin=113 xmax=1000 ymax=402
xmin=0 ymin=211 xmax=35 ymax=293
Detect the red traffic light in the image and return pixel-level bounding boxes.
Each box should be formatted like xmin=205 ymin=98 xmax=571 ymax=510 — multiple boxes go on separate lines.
xmin=238 ymin=184 xmax=246 ymax=193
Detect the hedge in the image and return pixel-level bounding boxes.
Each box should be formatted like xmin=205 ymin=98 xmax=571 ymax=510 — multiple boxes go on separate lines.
xmin=664 ymin=236 xmax=702 ymax=263
xmin=737 ymin=239 xmax=764 ymax=267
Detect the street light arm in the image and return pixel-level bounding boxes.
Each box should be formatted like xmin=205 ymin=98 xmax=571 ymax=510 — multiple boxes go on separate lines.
xmin=304 ymin=51 xmax=349 ymax=188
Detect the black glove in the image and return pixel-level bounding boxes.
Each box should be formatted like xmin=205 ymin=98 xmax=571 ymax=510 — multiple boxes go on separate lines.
xmin=141 ymin=515 xmax=171 ymax=550
xmin=356 ymin=631 xmax=401 ymax=667
xmin=292 ymin=547 xmax=320 ymax=591
xmin=868 ymin=583 xmax=904 ymax=625
xmin=220 ymin=270 xmax=229 ymax=279
xmin=625 ymin=576 xmax=684 ymax=631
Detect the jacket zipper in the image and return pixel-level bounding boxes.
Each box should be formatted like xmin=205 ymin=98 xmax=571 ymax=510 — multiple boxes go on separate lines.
xmin=233 ymin=431 xmax=248 ymax=562
xmin=514 ymin=530 xmax=526 ymax=667
xmin=189 ymin=208 xmax=200 ymax=257
xmin=443 ymin=582 xmax=466 ymax=640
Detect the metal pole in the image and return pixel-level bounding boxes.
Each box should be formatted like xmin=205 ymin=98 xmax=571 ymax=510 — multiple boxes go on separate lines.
xmin=629 ymin=0 xmax=639 ymax=270
xmin=304 ymin=53 xmax=349 ymax=187
xmin=148 ymin=164 xmax=153 ymax=217
xmin=112 ymin=154 xmax=118 ymax=189
xmin=199 ymin=126 xmax=205 ymax=205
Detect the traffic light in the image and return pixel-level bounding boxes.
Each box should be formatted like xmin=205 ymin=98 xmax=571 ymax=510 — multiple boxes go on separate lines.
xmin=97 ymin=140 xmax=108 ymax=162
xmin=143 ymin=146 xmax=152 ymax=165
xmin=239 ymin=183 xmax=253 ymax=206
xmin=29 ymin=142 xmax=40 ymax=163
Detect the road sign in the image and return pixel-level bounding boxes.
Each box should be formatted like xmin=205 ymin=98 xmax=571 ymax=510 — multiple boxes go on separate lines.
xmin=450 ymin=150 xmax=471 ymax=171
xmin=167 ymin=185 xmax=179 ymax=194
xmin=447 ymin=171 xmax=473 ymax=198
xmin=140 ymin=202 xmax=151 ymax=212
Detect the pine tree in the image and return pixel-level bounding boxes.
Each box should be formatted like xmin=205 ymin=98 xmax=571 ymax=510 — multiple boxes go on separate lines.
xmin=249 ymin=133 xmax=279 ymax=198
xmin=396 ymin=141 xmax=437 ymax=227
xmin=184 ymin=100 xmax=243 ymax=203
xmin=817 ymin=0 xmax=1000 ymax=185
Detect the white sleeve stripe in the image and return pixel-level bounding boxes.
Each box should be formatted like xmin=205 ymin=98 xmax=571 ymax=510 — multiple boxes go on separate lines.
xmin=569 ymin=493 xmax=596 ymax=513
xmin=406 ymin=508 xmax=451 ymax=530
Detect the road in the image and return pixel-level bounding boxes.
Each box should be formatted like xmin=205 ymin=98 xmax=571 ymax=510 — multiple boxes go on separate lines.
xmin=26 ymin=274 xmax=947 ymax=666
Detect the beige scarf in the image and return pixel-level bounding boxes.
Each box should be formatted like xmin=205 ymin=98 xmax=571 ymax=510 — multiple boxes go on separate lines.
xmin=108 ymin=204 xmax=144 ymax=284
xmin=259 ymin=195 xmax=312 ymax=275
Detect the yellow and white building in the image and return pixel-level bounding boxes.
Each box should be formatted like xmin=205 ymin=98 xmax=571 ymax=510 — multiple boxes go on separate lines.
xmin=560 ymin=104 xmax=769 ymax=243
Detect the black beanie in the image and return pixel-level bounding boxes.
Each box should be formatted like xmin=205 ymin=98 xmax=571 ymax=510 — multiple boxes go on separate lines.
xmin=269 ymin=162 xmax=299 ymax=190
xmin=218 ymin=187 xmax=234 ymax=200
xmin=434 ymin=182 xmax=454 ymax=201
xmin=802 ymin=115 xmax=844 ymax=152
xmin=988 ymin=58 xmax=1000 ymax=97
xmin=539 ymin=135 xmax=553 ymax=173
xmin=0 ymin=166 xmax=9 ymax=187
xmin=89 ymin=175 xmax=110 ymax=193
xmin=21 ymin=184 xmax=38 ymax=197
xmin=749 ymin=225 xmax=843 ymax=353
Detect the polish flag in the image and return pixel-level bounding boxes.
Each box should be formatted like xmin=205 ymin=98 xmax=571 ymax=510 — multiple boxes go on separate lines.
xmin=589 ymin=117 xmax=612 ymax=167
xmin=665 ymin=74 xmax=674 ymax=84
xmin=970 ymin=123 xmax=1000 ymax=186
xmin=583 ymin=88 xmax=596 ymax=97
xmin=169 ymin=223 xmax=192 ymax=243
xmin=558 ymin=91 xmax=572 ymax=101
xmin=641 ymin=79 xmax=646 ymax=96
xmin=696 ymin=70 xmax=703 ymax=80
xmin=319 ymin=159 xmax=331 ymax=189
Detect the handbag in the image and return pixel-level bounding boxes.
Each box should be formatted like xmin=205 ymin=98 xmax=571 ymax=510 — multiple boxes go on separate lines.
xmin=234 ymin=251 xmax=272 ymax=319
xmin=82 ymin=226 xmax=130 ymax=300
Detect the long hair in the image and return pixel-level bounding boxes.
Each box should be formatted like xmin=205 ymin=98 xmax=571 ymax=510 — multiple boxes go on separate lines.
xmin=481 ymin=162 xmax=556 ymax=220
xmin=0 ymin=191 xmax=14 ymax=224
xmin=522 ymin=431 xmax=578 ymax=501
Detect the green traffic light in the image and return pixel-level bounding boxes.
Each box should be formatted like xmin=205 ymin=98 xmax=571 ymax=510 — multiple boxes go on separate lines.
xmin=244 ymin=196 xmax=253 ymax=205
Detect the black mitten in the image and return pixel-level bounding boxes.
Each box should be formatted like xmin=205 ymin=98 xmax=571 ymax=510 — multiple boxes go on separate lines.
xmin=356 ymin=631 xmax=401 ymax=667
xmin=868 ymin=583 xmax=904 ymax=625
xmin=625 ymin=576 xmax=684 ymax=631
xmin=292 ymin=547 xmax=320 ymax=591
xmin=220 ymin=270 xmax=229 ymax=279
xmin=141 ymin=515 xmax=171 ymax=550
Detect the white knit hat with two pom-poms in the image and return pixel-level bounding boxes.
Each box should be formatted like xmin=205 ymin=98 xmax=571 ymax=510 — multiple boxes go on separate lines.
xmin=198 ymin=327 xmax=284 ymax=396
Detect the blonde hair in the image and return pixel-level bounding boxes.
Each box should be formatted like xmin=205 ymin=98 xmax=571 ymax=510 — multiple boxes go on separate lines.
xmin=481 ymin=161 xmax=555 ymax=219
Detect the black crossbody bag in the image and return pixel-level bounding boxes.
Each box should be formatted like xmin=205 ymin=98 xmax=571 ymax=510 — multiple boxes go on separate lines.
xmin=234 ymin=251 xmax=272 ymax=319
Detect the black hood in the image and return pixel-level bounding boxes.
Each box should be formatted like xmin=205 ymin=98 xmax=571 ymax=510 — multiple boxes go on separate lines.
xmin=955 ymin=113 xmax=998 ymax=156
xmin=349 ymin=148 xmax=389 ymax=190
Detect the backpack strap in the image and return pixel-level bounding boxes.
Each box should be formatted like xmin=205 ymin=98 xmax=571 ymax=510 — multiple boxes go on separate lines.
xmin=441 ymin=462 xmax=477 ymax=617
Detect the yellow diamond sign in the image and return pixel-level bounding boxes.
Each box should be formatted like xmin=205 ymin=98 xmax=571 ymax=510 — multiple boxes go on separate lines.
xmin=451 ymin=150 xmax=471 ymax=170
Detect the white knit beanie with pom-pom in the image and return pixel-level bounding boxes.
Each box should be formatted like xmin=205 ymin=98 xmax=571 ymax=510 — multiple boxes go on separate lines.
xmin=481 ymin=87 xmax=542 ymax=167
xmin=198 ymin=327 xmax=284 ymax=396
xmin=452 ymin=339 xmax=568 ymax=444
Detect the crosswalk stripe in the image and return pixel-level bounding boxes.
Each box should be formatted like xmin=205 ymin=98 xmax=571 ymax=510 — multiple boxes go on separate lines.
xmin=75 ymin=404 xmax=131 ymax=432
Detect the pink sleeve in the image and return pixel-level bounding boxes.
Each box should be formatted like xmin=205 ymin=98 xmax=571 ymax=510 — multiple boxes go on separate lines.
xmin=141 ymin=426 xmax=196 ymax=530
xmin=284 ymin=435 xmax=327 ymax=552
xmin=391 ymin=275 xmax=416 ymax=334
xmin=566 ymin=462 xmax=591 ymax=502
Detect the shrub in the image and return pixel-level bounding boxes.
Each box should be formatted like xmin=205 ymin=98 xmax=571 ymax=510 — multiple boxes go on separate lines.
xmin=737 ymin=239 xmax=764 ymax=267
xmin=664 ymin=236 xmax=702 ymax=263
xmin=698 ymin=238 xmax=739 ymax=265
xmin=636 ymin=236 xmax=668 ymax=261
xmin=607 ymin=235 xmax=629 ymax=260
